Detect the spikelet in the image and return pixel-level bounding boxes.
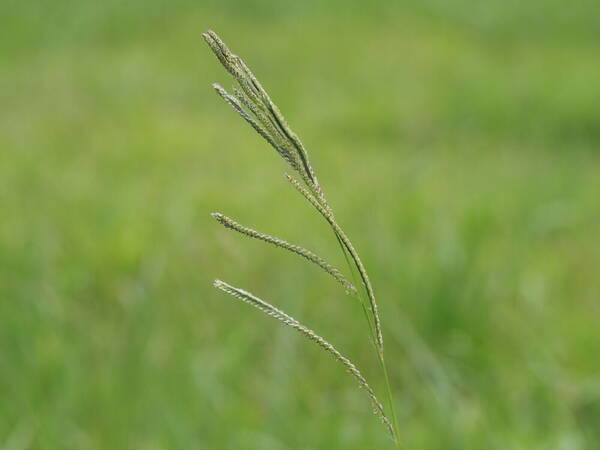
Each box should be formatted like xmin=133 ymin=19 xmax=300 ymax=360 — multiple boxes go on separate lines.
xmin=213 ymin=280 xmax=394 ymax=438
xmin=202 ymin=30 xmax=327 ymax=201
xmin=212 ymin=83 xmax=300 ymax=171
xmin=212 ymin=213 xmax=357 ymax=295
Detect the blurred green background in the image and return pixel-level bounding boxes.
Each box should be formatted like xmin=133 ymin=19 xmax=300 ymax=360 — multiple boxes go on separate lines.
xmin=1 ymin=1 xmax=599 ymax=448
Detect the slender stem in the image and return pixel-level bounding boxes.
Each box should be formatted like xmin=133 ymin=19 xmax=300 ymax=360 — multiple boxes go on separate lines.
xmin=334 ymin=234 xmax=378 ymax=348
xmin=379 ymin=353 xmax=401 ymax=449
xmin=332 ymin=225 xmax=384 ymax=353
xmin=335 ymin=230 xmax=402 ymax=449
xmin=285 ymin=175 xmax=384 ymax=353
xmin=287 ymin=173 xmax=399 ymax=445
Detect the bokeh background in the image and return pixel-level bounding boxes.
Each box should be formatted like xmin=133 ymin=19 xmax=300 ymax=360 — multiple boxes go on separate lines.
xmin=2 ymin=1 xmax=599 ymax=448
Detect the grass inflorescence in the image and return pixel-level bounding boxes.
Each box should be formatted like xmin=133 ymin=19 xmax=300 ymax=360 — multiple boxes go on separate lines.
xmin=204 ymin=29 xmax=401 ymax=448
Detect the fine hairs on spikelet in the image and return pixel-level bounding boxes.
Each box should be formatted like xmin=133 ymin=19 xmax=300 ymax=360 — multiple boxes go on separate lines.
xmin=205 ymin=30 xmax=401 ymax=448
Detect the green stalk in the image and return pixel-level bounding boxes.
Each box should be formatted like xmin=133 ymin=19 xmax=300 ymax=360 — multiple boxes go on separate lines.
xmin=205 ymin=29 xmax=402 ymax=448
xmin=334 ymin=232 xmax=402 ymax=449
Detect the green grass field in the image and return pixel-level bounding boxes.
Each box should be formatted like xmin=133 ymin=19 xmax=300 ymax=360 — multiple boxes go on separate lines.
xmin=1 ymin=1 xmax=599 ymax=448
